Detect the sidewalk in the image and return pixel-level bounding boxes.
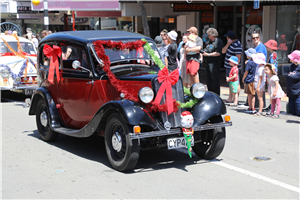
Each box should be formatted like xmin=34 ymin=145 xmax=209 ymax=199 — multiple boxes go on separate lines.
xmin=199 ymin=68 xmax=299 ymax=122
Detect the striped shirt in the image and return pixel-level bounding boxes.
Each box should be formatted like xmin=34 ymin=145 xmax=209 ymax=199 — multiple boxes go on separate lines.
xmin=224 ymin=40 xmax=242 ymax=69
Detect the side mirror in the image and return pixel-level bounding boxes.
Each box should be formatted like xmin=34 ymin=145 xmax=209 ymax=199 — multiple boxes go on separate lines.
xmin=72 ymin=60 xmax=81 ymax=69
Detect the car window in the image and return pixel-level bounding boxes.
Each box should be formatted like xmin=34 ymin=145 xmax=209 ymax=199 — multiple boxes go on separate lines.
xmin=0 ymin=41 xmax=35 ymax=54
xmin=60 ymin=44 xmax=90 ymax=71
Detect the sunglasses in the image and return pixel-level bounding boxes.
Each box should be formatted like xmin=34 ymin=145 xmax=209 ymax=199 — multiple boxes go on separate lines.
xmin=252 ymin=36 xmax=259 ymax=40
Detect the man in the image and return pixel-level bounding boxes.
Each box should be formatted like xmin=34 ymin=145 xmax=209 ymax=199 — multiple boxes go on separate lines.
xmin=154 ymin=35 xmax=168 ymax=65
xmin=202 ymin=28 xmax=223 ymax=96
xmin=185 ymin=26 xmax=203 ymax=85
xmin=41 ymin=30 xmax=48 ymax=39
xmin=160 ymin=29 xmax=168 ymax=46
xmin=31 ymin=34 xmax=39 ymax=48
xmin=222 ymin=31 xmax=242 ymax=103
xmin=165 ymin=31 xmax=178 ymax=72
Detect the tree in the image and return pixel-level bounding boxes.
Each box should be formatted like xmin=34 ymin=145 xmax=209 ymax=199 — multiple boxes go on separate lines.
xmin=137 ymin=0 xmax=150 ymax=37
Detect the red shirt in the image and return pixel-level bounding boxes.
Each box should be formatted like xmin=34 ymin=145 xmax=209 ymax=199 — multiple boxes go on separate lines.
xmin=229 ymin=66 xmax=239 ymax=82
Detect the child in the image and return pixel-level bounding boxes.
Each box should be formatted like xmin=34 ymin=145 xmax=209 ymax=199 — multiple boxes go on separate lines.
xmin=252 ymin=53 xmax=266 ymax=116
xmin=185 ymin=34 xmax=197 ymax=55
xmin=264 ymin=39 xmax=278 ymax=114
xmin=226 ymin=56 xmax=239 ymax=106
xmin=242 ymin=48 xmax=257 ymax=114
xmin=264 ymin=64 xmax=285 ymax=118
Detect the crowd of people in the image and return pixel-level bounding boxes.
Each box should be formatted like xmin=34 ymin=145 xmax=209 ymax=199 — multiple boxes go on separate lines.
xmin=154 ymin=27 xmax=300 ymax=118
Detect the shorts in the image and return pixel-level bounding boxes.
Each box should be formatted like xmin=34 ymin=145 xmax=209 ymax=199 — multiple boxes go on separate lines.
xmin=244 ymin=82 xmax=255 ymax=95
xmin=186 ymin=60 xmax=199 ymax=76
xmin=229 ymin=81 xmax=238 ymax=93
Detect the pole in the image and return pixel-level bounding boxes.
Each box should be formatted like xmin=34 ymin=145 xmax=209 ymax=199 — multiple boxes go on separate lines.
xmin=44 ymin=0 xmax=49 ymax=31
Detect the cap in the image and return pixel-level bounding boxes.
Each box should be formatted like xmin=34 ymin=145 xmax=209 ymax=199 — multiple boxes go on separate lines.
xmin=228 ymin=56 xmax=239 ymax=65
xmin=244 ymin=48 xmax=257 ymax=58
xmin=154 ymin=36 xmax=164 ymax=46
xmin=252 ymin=53 xmax=266 ymax=65
xmin=224 ymin=31 xmax=236 ymax=38
xmin=167 ymin=31 xmax=178 ymax=41
xmin=186 ymin=26 xmax=198 ymax=34
xmin=288 ymin=50 xmax=300 ymax=63
xmin=264 ymin=39 xmax=278 ymax=50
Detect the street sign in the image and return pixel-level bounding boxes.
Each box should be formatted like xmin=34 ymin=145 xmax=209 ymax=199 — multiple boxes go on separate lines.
xmin=254 ymin=0 xmax=260 ymax=9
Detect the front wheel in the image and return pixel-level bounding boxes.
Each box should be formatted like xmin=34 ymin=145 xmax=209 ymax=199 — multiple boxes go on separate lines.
xmin=104 ymin=114 xmax=140 ymax=172
xmin=192 ymin=116 xmax=226 ymax=160
xmin=36 ymin=99 xmax=58 ymax=142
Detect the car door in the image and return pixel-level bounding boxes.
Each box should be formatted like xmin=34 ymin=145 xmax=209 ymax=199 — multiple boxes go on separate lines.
xmin=56 ymin=44 xmax=101 ymax=129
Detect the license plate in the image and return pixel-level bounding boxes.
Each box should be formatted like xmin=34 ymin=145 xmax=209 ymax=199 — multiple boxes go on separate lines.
xmin=167 ymin=136 xmax=194 ymax=150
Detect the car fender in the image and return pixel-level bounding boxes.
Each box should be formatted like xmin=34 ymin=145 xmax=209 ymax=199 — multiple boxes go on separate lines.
xmin=97 ymin=100 xmax=159 ymax=131
xmin=192 ymin=91 xmax=227 ymax=126
xmin=28 ymin=87 xmax=62 ymax=128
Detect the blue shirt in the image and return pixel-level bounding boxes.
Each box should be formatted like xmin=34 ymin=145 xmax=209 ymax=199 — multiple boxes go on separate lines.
xmin=244 ymin=60 xmax=257 ymax=84
xmin=224 ymin=40 xmax=243 ymax=69
xmin=255 ymin=43 xmax=267 ymax=61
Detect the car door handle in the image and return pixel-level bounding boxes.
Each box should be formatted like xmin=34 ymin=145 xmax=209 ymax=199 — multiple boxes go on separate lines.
xmin=86 ymin=80 xmax=94 ymax=85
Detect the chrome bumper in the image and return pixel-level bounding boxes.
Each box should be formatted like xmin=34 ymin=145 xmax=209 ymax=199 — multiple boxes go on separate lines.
xmin=130 ymin=121 xmax=232 ymax=140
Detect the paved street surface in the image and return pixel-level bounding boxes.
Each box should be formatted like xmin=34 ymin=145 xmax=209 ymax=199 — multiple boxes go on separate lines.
xmin=1 ymin=89 xmax=299 ymax=199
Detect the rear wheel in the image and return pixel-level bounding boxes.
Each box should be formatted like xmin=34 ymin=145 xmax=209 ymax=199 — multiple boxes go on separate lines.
xmin=36 ymin=99 xmax=58 ymax=142
xmin=104 ymin=114 xmax=140 ymax=172
xmin=192 ymin=116 xmax=226 ymax=159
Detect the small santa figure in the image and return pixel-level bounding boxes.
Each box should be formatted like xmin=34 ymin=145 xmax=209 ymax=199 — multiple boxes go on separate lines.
xmin=181 ymin=111 xmax=194 ymax=158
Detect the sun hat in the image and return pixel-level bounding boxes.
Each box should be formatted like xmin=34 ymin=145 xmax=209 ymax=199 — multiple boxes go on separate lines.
xmin=252 ymin=53 xmax=266 ymax=65
xmin=167 ymin=31 xmax=178 ymax=41
xmin=264 ymin=39 xmax=277 ymax=50
xmin=188 ymin=34 xmax=197 ymax=42
xmin=186 ymin=26 xmax=198 ymax=33
xmin=288 ymin=50 xmax=300 ymax=63
xmin=154 ymin=36 xmax=164 ymax=46
xmin=224 ymin=31 xmax=236 ymax=38
xmin=244 ymin=48 xmax=257 ymax=58
xmin=228 ymin=56 xmax=239 ymax=65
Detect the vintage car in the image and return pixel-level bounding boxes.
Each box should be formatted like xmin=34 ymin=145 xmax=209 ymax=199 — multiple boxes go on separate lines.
xmin=28 ymin=30 xmax=232 ymax=172
xmin=0 ymin=35 xmax=38 ymax=95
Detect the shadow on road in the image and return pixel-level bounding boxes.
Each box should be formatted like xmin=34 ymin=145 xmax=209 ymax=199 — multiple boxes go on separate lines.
xmin=26 ymin=130 xmax=208 ymax=173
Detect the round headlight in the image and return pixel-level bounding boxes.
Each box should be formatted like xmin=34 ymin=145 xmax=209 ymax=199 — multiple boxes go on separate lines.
xmin=191 ymin=83 xmax=206 ymax=99
xmin=0 ymin=68 xmax=10 ymax=78
xmin=138 ymin=87 xmax=154 ymax=104
xmin=15 ymin=77 xmax=21 ymax=83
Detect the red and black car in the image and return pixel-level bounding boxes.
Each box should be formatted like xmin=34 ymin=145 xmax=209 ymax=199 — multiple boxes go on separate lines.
xmin=29 ymin=30 xmax=232 ymax=172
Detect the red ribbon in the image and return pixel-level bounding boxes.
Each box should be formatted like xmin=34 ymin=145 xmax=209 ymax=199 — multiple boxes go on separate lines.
xmin=43 ymin=44 xmax=62 ymax=84
xmin=153 ymin=67 xmax=179 ymax=115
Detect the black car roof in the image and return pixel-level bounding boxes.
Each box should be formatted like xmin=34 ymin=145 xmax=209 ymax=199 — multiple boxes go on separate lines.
xmin=42 ymin=30 xmax=152 ymax=44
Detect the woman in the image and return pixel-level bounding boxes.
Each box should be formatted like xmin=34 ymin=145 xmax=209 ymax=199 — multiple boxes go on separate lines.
xmin=286 ymin=50 xmax=300 ymax=116
xmin=179 ymin=35 xmax=190 ymax=88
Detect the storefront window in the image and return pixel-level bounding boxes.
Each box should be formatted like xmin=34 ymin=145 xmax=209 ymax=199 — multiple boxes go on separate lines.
xmin=244 ymin=6 xmax=263 ymax=48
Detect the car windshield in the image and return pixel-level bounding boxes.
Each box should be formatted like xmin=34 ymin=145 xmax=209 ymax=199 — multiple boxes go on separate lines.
xmin=0 ymin=41 xmax=36 ymax=55
xmin=94 ymin=39 xmax=161 ymax=63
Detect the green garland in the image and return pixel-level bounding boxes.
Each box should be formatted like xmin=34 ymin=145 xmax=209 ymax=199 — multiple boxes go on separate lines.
xmin=142 ymin=38 xmax=200 ymax=108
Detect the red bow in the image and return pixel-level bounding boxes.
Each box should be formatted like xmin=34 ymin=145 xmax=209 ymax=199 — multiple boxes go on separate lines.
xmin=154 ymin=67 xmax=179 ymax=115
xmin=43 ymin=44 xmax=62 ymax=84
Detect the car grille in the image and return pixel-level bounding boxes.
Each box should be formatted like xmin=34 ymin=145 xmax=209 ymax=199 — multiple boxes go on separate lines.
xmin=152 ymin=76 xmax=185 ymax=128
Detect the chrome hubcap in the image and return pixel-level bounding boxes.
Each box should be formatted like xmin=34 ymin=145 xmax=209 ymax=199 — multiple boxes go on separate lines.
xmin=112 ymin=132 xmax=122 ymax=152
xmin=40 ymin=111 xmax=48 ymax=127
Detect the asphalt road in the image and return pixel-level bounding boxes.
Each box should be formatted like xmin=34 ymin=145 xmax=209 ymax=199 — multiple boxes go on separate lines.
xmin=1 ymin=91 xmax=299 ymax=199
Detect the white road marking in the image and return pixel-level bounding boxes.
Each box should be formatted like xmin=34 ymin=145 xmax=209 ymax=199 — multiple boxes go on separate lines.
xmin=175 ymin=149 xmax=300 ymax=193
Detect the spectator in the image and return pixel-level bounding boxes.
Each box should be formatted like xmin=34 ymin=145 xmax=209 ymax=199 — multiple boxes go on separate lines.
xmin=226 ymin=56 xmax=239 ymax=106
xmin=252 ymin=53 xmax=266 ymax=116
xmin=31 ymin=34 xmax=39 ymax=48
xmin=160 ymin=30 xmax=168 ymax=46
xmin=48 ymin=30 xmax=53 ymax=35
xmin=41 ymin=30 xmax=48 ymax=39
xmin=242 ymin=48 xmax=257 ymax=114
xmin=165 ymin=31 xmax=178 ymax=72
xmin=264 ymin=39 xmax=278 ymax=115
xmin=222 ymin=31 xmax=242 ymax=104
xmin=185 ymin=26 xmax=203 ymax=85
xmin=26 ymin=28 xmax=32 ymax=41
xmin=178 ymin=35 xmax=190 ymax=88
xmin=202 ymin=28 xmax=223 ymax=96
xmin=264 ymin=64 xmax=285 ymax=118
xmin=176 ymin=30 xmax=182 ymax=46
xmin=154 ymin=36 xmax=168 ymax=65
xmin=286 ymin=50 xmax=300 ymax=116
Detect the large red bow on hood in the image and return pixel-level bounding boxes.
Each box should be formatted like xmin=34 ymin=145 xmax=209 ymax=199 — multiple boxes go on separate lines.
xmin=43 ymin=44 xmax=62 ymax=84
xmin=153 ymin=67 xmax=179 ymax=115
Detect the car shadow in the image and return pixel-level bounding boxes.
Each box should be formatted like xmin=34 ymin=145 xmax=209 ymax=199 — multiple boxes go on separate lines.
xmin=27 ymin=130 xmax=208 ymax=173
